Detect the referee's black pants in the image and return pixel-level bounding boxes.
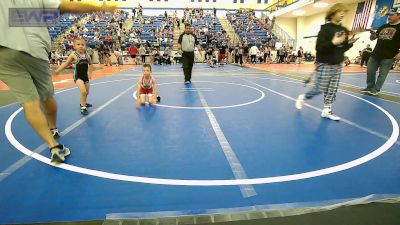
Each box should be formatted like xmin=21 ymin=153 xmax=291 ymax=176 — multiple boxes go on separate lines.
xmin=182 ymin=51 xmax=195 ymax=82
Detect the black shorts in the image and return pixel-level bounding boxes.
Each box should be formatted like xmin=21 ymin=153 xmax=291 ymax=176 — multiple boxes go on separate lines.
xmin=74 ymin=73 xmax=89 ymax=84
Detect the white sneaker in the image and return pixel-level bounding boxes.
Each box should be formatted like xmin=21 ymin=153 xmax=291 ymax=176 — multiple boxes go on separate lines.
xmin=321 ymin=108 xmax=341 ymax=121
xmin=295 ymin=94 xmax=305 ymax=109
xmin=50 ymin=144 xmax=71 ymax=163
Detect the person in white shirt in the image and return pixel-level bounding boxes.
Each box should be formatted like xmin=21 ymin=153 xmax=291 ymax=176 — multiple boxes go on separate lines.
xmin=178 ymin=24 xmax=200 ymax=83
xmin=112 ymin=49 xmax=123 ymax=66
xmin=0 ymin=0 xmax=117 ymax=163
xmin=249 ymin=45 xmax=259 ymax=64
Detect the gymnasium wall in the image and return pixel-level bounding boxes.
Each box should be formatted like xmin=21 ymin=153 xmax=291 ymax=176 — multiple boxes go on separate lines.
xmin=275 ymin=0 xmax=379 ymax=60
xmin=275 ymin=17 xmax=297 ymax=39
xmin=295 ymin=12 xmax=326 ymax=56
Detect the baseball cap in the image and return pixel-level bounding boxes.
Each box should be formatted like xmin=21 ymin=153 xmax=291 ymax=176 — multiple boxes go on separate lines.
xmin=386 ymin=7 xmax=400 ymax=15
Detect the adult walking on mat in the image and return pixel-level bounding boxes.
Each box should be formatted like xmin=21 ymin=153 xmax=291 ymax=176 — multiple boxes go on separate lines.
xmin=0 ymin=0 xmax=117 ymax=163
xmin=178 ymin=23 xmax=200 ymax=84
xmin=295 ymin=3 xmax=358 ymax=121
xmin=360 ymin=7 xmax=400 ymax=96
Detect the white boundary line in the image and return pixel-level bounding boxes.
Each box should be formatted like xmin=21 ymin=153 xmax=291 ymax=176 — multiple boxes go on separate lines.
xmin=197 ymin=87 xmax=256 ymax=197
xmin=227 ymin=73 xmax=396 ymax=139
xmin=340 ymin=82 xmax=400 ymax=96
xmin=133 ymin=81 xmax=265 ymax=109
xmin=4 ymin=78 xmax=399 ymax=186
xmin=245 ymin=72 xmax=400 ymax=97
xmin=243 ymin=78 xmax=400 ymax=146
xmin=0 ymin=102 xmax=18 ymax=109
xmin=0 ymin=78 xmax=136 ymax=183
xmin=53 ymin=79 xmax=73 ymax=85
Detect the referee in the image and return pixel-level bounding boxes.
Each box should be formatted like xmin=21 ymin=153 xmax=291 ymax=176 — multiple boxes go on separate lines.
xmin=178 ymin=23 xmax=200 ymax=84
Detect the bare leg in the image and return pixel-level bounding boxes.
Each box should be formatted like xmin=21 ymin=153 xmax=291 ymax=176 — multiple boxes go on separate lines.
xmin=85 ymin=82 xmax=90 ymax=102
xmin=148 ymin=94 xmax=156 ymax=104
xmin=139 ymin=94 xmax=146 ymax=104
xmin=22 ymin=99 xmax=58 ymax=148
xmin=76 ymin=79 xmax=88 ymax=107
xmin=41 ymin=96 xmax=57 ymax=129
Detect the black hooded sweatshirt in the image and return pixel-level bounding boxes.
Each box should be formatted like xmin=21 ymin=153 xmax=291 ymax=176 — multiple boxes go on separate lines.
xmin=316 ymin=23 xmax=353 ymax=65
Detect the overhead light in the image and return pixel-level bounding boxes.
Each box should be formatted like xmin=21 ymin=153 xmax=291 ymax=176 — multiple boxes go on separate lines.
xmin=314 ymin=2 xmax=329 ymax=8
xmin=292 ymin=10 xmax=306 ymax=16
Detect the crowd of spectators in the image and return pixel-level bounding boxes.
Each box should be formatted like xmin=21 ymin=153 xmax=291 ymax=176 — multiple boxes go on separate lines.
xmin=48 ymin=7 xmax=320 ymax=67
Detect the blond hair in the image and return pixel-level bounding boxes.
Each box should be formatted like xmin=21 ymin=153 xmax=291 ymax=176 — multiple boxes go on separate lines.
xmin=73 ymin=38 xmax=86 ymax=44
xmin=325 ymin=3 xmax=349 ymax=22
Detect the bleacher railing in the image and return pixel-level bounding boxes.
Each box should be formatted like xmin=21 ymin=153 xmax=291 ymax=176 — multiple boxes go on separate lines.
xmin=271 ymin=22 xmax=297 ymax=49
xmin=229 ymin=30 xmax=240 ymax=46
xmin=262 ymin=0 xmax=298 ymax=49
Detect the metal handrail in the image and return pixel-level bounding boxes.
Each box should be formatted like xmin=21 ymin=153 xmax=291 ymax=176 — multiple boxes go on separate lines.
xmin=260 ymin=13 xmax=297 ymax=49
xmin=271 ymin=22 xmax=296 ymax=48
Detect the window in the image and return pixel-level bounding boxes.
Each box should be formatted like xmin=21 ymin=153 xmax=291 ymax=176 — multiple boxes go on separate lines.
xmin=213 ymin=0 xmax=216 ymax=2
xmin=233 ymin=0 xmax=237 ymax=3
xmin=258 ymin=0 xmax=261 ymax=3
xmin=240 ymin=0 xmax=244 ymax=3
xmin=264 ymin=0 xmax=268 ymax=3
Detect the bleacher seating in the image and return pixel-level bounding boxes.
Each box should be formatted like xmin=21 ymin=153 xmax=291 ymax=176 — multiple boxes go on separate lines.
xmin=226 ymin=12 xmax=279 ymax=48
xmin=191 ymin=14 xmax=226 ymax=48
xmin=48 ymin=14 xmax=81 ymax=40
xmin=84 ymin=14 xmax=113 ymax=48
xmin=127 ymin=15 xmax=174 ymax=49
